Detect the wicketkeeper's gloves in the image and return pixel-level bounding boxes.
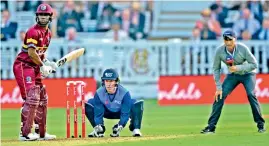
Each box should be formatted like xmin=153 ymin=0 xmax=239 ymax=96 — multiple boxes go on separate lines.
xmin=92 ymin=124 xmax=106 ymax=137
xmin=110 ymin=124 xmax=123 ymax=137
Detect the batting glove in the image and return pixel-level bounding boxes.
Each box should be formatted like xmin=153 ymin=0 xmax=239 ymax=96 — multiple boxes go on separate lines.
xmin=43 ymin=59 xmax=58 ymax=71
xmin=40 ymin=65 xmax=53 ymax=78
xmin=110 ymin=124 xmax=123 ymax=137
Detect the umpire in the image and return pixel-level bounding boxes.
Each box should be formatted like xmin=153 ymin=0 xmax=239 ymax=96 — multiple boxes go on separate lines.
xmin=201 ymin=30 xmax=266 ymax=134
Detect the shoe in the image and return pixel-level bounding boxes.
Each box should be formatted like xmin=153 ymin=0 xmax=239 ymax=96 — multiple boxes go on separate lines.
xmin=33 ymin=132 xmax=56 ymax=140
xmin=110 ymin=132 xmax=119 ymax=137
xmin=19 ymin=133 xmax=39 ymax=141
xmin=258 ymin=124 xmax=266 ymax=133
xmin=200 ymin=126 xmax=215 ymax=134
xmin=88 ymin=130 xmax=104 ymax=137
xmin=132 ymin=129 xmax=142 ymax=137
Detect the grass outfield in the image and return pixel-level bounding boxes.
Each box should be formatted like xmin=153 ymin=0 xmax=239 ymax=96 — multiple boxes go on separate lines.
xmin=1 ymin=99 xmax=268 ymax=146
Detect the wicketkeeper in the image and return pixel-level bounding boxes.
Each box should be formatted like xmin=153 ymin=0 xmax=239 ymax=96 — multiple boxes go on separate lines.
xmin=85 ymin=68 xmax=143 ymax=137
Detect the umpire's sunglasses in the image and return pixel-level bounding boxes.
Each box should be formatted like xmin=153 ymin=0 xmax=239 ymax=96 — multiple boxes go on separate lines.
xmin=223 ymin=36 xmax=233 ymax=41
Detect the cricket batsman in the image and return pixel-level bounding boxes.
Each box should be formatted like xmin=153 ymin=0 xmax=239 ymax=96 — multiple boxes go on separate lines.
xmin=85 ymin=68 xmax=143 ymax=137
xmin=201 ymin=30 xmax=266 ymax=134
xmin=13 ymin=3 xmax=57 ymax=141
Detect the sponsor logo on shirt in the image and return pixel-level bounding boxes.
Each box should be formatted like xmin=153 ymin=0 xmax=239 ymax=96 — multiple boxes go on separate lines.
xmin=114 ymin=100 xmax=121 ymax=104
xmin=105 ymin=100 xmax=109 ymax=105
xmin=26 ymin=76 xmax=32 ymax=84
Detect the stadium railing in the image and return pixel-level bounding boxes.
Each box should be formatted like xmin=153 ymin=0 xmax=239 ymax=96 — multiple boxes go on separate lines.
xmin=1 ymin=40 xmax=268 ymax=80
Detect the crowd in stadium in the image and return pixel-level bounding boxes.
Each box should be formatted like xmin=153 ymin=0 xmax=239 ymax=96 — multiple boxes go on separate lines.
xmin=1 ymin=0 xmax=269 ymax=42
xmin=192 ymin=1 xmax=269 ymax=41
xmin=1 ymin=0 xmax=153 ymax=42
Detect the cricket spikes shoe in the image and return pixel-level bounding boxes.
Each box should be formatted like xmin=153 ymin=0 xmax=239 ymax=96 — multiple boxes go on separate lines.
xmin=258 ymin=124 xmax=266 ymax=133
xmin=34 ymin=132 xmax=56 ymax=140
xmin=200 ymin=126 xmax=215 ymax=134
xmin=19 ymin=133 xmax=39 ymax=141
xmin=132 ymin=129 xmax=142 ymax=137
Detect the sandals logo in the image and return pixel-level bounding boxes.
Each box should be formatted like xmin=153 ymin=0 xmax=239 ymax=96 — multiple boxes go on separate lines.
xmin=131 ymin=49 xmax=149 ymax=74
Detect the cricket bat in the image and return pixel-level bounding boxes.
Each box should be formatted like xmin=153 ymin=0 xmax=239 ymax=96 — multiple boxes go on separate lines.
xmin=52 ymin=48 xmax=85 ymax=73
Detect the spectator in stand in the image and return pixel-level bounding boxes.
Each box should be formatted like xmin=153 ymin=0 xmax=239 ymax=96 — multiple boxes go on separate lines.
xmin=19 ymin=30 xmax=26 ymax=42
xmin=74 ymin=2 xmax=85 ymax=20
xmin=22 ymin=0 xmax=43 ymax=12
xmin=16 ymin=0 xmax=43 ymax=11
xmin=247 ymin=0 xmax=264 ymax=25
xmin=96 ymin=3 xmax=117 ymax=32
xmin=1 ymin=9 xmax=18 ymax=41
xmin=57 ymin=0 xmax=83 ymax=37
xmin=241 ymin=30 xmax=252 ymax=40
xmin=105 ymin=18 xmax=130 ymax=42
xmin=223 ymin=1 xmax=245 ymax=11
xmin=258 ymin=15 xmax=269 ymax=71
xmin=262 ymin=1 xmax=269 ymax=13
xmin=120 ymin=9 xmax=131 ymax=33
xmin=195 ymin=8 xmax=222 ymax=37
xmin=190 ymin=27 xmax=202 ymax=66
xmin=90 ymin=1 xmax=111 ymax=20
xmin=128 ymin=2 xmax=146 ymax=40
xmin=258 ymin=17 xmax=269 ymax=40
xmin=50 ymin=7 xmax=58 ymax=38
xmin=1 ymin=0 xmax=8 ymax=11
xmin=191 ymin=27 xmax=201 ymax=43
xmin=210 ymin=2 xmax=233 ymax=28
xmin=64 ymin=27 xmax=81 ymax=43
xmin=200 ymin=21 xmax=217 ymax=40
xmin=111 ymin=1 xmax=131 ymax=11
xmin=233 ymin=8 xmax=261 ymax=39
xmin=145 ymin=1 xmax=154 ymax=32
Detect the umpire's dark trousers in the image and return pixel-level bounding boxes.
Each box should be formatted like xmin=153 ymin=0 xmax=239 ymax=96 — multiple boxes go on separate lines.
xmin=208 ymin=73 xmax=265 ymax=128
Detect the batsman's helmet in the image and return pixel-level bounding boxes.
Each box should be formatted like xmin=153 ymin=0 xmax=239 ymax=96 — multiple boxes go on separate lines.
xmin=101 ymin=68 xmax=120 ymax=83
xmin=36 ymin=3 xmax=53 ymax=15
xmin=35 ymin=3 xmax=53 ymax=26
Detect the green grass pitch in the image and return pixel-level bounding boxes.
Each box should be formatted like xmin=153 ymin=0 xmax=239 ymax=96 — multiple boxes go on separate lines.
xmin=1 ymin=99 xmax=268 ymax=146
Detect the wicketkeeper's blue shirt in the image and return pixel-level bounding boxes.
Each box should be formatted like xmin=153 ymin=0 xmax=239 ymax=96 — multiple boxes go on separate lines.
xmin=93 ymin=85 xmax=132 ymax=127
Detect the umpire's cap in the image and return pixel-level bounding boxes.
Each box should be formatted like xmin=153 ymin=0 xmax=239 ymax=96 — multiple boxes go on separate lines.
xmin=101 ymin=68 xmax=119 ymax=81
xmin=223 ymin=30 xmax=236 ymax=39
